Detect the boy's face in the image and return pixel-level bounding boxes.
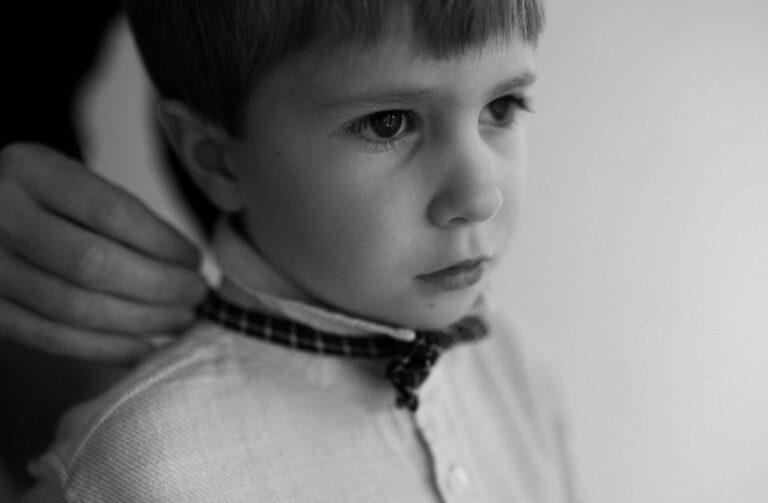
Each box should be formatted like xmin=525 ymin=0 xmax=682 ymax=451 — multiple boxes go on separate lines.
xmin=225 ymin=30 xmax=535 ymax=329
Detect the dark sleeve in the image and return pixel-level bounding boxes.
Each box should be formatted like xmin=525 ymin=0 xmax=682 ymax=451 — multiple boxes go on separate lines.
xmin=1 ymin=2 xmax=122 ymax=158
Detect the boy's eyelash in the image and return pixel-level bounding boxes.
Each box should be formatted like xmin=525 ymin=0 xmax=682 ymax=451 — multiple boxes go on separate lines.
xmin=513 ymin=94 xmax=533 ymax=112
xmin=484 ymin=94 xmax=534 ymax=128
xmin=496 ymin=94 xmax=534 ymax=113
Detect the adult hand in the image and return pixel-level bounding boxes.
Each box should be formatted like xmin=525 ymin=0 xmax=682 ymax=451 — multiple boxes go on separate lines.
xmin=0 ymin=143 xmax=208 ymax=365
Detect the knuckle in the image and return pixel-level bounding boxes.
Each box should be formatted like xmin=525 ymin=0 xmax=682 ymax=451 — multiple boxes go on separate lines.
xmin=32 ymin=324 xmax=72 ymax=356
xmin=3 ymin=303 xmax=63 ymax=353
xmin=66 ymin=243 xmax=108 ymax=285
xmin=24 ymin=324 xmax=49 ymax=351
xmin=91 ymin=193 xmax=133 ymax=232
xmin=59 ymin=290 xmax=93 ymax=324
xmin=29 ymin=321 xmax=55 ymax=349
xmin=0 ymin=298 xmax=79 ymax=357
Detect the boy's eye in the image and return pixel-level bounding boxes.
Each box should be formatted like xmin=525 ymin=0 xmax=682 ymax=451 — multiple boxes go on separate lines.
xmin=483 ymin=94 xmax=532 ymax=126
xmin=346 ymin=110 xmax=415 ymax=151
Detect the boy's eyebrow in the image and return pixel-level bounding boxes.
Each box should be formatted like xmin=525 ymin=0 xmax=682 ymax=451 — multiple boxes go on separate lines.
xmin=314 ymin=72 xmax=536 ymax=111
xmin=488 ymin=72 xmax=537 ymax=97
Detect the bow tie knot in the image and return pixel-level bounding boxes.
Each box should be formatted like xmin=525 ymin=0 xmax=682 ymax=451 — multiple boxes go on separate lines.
xmin=385 ymin=334 xmax=444 ymax=411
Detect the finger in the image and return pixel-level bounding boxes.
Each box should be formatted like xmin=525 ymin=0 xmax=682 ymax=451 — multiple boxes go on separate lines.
xmin=0 ymin=298 xmax=153 ymax=366
xmin=0 ymin=142 xmax=201 ymax=268
xmin=0 ymin=249 xmax=197 ymax=334
xmin=5 ymin=196 xmax=208 ymax=306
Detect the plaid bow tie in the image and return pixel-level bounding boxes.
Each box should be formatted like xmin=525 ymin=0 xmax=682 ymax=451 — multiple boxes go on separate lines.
xmin=196 ymin=291 xmax=488 ymax=411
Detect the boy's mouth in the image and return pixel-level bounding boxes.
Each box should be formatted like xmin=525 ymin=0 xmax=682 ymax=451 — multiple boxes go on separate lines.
xmin=416 ymin=258 xmax=488 ymax=291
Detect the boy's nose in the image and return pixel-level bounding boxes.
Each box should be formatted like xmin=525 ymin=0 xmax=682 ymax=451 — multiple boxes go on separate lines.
xmin=428 ymin=134 xmax=504 ymax=227
xmin=427 ymin=141 xmax=503 ymax=227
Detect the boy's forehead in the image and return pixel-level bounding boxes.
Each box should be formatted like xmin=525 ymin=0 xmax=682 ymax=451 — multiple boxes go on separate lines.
xmin=272 ymin=34 xmax=536 ymax=109
xmin=296 ymin=46 xmax=534 ymax=114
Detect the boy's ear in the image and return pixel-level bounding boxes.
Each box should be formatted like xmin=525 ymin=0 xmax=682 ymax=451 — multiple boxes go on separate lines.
xmin=156 ymin=101 xmax=244 ymax=212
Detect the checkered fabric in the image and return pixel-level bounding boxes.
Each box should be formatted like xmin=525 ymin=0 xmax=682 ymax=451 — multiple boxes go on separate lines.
xmin=196 ymin=290 xmax=488 ymax=411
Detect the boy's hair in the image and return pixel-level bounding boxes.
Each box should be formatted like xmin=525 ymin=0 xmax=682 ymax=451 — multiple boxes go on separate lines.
xmin=124 ymin=0 xmax=544 ymax=136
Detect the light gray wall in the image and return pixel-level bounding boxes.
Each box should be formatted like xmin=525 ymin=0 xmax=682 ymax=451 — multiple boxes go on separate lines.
xmin=82 ymin=3 xmax=768 ymax=501
xmin=502 ymin=1 xmax=768 ymax=501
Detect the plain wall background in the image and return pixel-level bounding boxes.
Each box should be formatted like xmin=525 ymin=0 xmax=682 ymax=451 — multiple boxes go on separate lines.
xmin=80 ymin=2 xmax=768 ymax=501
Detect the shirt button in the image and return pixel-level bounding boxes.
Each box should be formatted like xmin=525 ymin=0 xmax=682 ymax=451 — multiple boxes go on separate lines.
xmin=447 ymin=465 xmax=472 ymax=494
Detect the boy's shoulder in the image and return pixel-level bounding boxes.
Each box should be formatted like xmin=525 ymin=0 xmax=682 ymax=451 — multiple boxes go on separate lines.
xmin=30 ymin=322 xmax=348 ymax=501
xmin=29 ymin=322 xmax=419 ymax=501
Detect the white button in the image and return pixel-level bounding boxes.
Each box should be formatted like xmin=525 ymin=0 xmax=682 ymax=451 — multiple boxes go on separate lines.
xmin=447 ymin=465 xmax=471 ymax=494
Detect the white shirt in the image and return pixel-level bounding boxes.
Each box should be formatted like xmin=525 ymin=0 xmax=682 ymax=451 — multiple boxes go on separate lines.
xmin=26 ymin=221 xmax=579 ymax=502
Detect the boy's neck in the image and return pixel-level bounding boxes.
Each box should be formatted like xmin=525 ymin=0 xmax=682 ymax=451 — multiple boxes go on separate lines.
xmin=213 ymin=217 xmax=420 ymax=340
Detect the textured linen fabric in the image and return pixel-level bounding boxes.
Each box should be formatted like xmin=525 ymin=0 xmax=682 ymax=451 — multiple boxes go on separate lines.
xmin=27 ymin=221 xmax=579 ymax=503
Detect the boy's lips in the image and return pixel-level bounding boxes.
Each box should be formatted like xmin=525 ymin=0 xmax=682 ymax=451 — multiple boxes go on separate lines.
xmin=416 ymin=258 xmax=489 ymax=291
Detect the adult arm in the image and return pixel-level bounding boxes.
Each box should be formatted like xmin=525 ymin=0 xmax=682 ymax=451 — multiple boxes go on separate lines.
xmin=0 ymin=143 xmax=207 ymax=365
xmin=1 ymin=3 xmax=207 ymax=365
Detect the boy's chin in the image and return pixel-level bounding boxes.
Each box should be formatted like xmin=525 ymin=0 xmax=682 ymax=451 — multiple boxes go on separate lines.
xmin=388 ymin=294 xmax=487 ymax=331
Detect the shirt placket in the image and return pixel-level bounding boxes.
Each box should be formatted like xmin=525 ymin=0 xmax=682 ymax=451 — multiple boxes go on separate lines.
xmin=414 ymin=365 xmax=483 ymax=503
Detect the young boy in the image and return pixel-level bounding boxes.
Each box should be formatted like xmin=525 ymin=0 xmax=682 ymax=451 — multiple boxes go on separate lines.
xmin=22 ymin=0 xmax=578 ymax=501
